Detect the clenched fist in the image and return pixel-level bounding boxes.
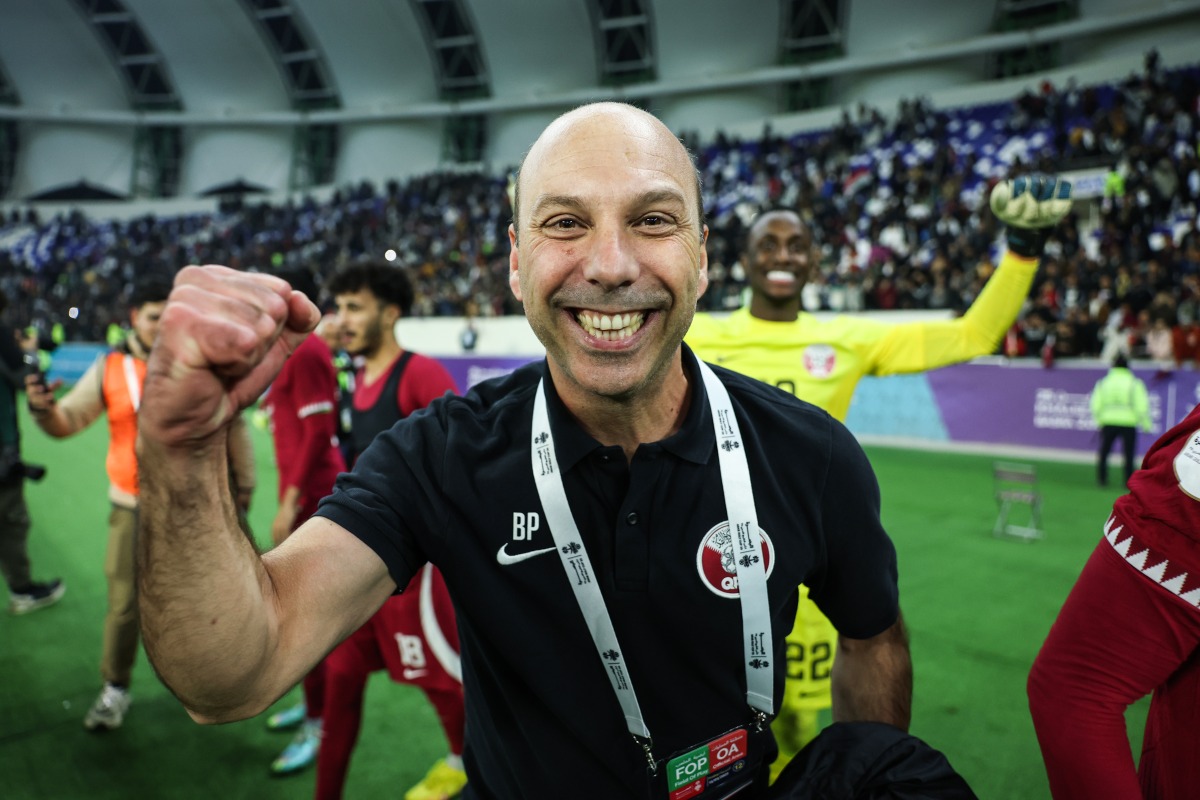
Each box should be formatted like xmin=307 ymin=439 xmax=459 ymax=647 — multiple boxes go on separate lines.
xmin=138 ymin=266 xmax=320 ymax=450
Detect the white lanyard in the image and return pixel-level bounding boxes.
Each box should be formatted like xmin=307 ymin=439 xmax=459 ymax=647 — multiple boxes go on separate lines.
xmin=529 ymin=358 xmax=773 ymax=769
xmin=697 ymin=360 xmax=774 ymax=716
xmin=123 ymin=355 xmax=141 ymax=411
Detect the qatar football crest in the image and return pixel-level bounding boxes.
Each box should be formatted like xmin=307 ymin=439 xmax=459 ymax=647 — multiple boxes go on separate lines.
xmin=696 ymin=521 xmax=776 ymax=598
xmin=803 ymin=344 xmax=836 ymax=378
xmin=1173 ymin=428 xmax=1200 ymax=500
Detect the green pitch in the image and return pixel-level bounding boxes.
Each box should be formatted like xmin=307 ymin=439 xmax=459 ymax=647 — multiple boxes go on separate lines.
xmin=0 ymin=406 xmax=1146 ymax=799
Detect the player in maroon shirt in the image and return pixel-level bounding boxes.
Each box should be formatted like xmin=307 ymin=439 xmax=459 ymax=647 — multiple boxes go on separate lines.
xmin=316 ymin=262 xmax=466 ymax=800
xmin=265 ymin=331 xmax=346 ymax=545
xmin=1030 ymin=402 xmax=1200 ymax=799
xmin=260 ymin=270 xmax=347 ymax=777
xmin=256 ymin=268 xmax=343 ymax=777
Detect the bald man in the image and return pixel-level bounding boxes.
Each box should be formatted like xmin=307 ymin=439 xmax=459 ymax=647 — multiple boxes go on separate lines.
xmin=135 ymin=102 xmax=910 ymax=798
xmin=688 ymin=182 xmax=1073 ymax=775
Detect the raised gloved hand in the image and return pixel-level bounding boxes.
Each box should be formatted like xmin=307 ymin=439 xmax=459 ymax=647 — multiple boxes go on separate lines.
xmin=989 ymin=174 xmax=1073 ymax=258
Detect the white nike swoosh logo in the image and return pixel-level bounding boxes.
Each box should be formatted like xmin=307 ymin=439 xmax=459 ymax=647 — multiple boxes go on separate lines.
xmin=402 ymin=668 xmax=428 ymax=679
xmin=496 ymin=544 xmax=557 ymax=565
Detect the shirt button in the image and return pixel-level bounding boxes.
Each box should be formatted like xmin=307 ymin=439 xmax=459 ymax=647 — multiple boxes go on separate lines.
xmin=626 ymin=512 xmax=639 ymax=526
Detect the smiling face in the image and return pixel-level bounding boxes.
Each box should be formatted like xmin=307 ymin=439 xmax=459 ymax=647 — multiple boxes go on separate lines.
xmin=745 ymin=210 xmax=816 ymax=321
xmin=509 ymin=103 xmax=708 ymax=406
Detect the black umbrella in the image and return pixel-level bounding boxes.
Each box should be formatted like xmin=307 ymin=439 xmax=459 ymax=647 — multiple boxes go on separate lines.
xmin=25 ymin=180 xmax=127 ymax=201
xmin=199 ymin=178 xmax=271 ymax=197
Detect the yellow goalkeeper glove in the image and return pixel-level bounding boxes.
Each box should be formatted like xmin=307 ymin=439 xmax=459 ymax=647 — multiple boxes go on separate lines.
xmin=990 ymin=174 xmax=1073 ymax=258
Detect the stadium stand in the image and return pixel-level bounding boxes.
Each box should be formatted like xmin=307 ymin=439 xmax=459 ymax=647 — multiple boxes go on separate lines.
xmin=1 ymin=54 xmax=1198 ymax=371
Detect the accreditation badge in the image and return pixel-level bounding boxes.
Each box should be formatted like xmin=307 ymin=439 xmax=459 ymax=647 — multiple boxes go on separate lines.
xmin=662 ymin=727 xmax=755 ymax=800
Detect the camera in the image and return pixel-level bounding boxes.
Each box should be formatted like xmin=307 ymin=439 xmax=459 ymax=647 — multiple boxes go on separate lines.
xmin=19 ymin=462 xmax=47 ymax=482
xmin=0 ymin=455 xmax=47 ymax=483
xmin=23 ymin=351 xmax=47 ymax=390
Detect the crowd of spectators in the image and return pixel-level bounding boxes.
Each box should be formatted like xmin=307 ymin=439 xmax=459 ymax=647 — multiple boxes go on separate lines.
xmin=1 ymin=49 xmax=1198 ymax=366
xmin=1001 ymin=49 xmax=1200 ymax=367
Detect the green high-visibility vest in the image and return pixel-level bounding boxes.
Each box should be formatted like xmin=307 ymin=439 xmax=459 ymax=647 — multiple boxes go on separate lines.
xmin=1090 ymin=368 xmax=1149 ymax=428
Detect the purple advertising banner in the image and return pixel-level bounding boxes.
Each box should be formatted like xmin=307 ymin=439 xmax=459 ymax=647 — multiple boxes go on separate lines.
xmin=440 ymin=355 xmax=540 ymax=394
xmin=438 ymin=356 xmax=1200 ymax=459
xmin=48 ymin=346 xmax=1200 ymax=459
xmin=45 ymin=347 xmax=539 ymax=404
xmin=926 ymin=362 xmax=1200 ymax=456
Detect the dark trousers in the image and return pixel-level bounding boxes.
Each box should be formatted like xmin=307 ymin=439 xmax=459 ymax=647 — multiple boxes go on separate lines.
xmin=0 ymin=480 xmax=32 ymax=590
xmin=1097 ymin=424 xmax=1137 ymax=486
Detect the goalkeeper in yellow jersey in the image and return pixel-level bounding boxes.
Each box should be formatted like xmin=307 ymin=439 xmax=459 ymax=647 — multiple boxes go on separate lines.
xmin=687 ymin=173 xmax=1073 ymax=779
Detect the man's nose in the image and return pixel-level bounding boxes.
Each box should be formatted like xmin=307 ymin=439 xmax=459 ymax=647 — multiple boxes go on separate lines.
xmin=583 ymin=226 xmax=639 ymax=290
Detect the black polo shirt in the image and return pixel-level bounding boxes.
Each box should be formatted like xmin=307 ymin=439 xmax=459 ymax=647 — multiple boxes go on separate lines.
xmin=316 ymin=345 xmax=899 ymax=800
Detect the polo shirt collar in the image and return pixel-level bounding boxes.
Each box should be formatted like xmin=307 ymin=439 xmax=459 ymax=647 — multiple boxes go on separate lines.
xmin=660 ymin=344 xmax=713 ymax=465
xmin=539 ymin=344 xmax=713 ymax=472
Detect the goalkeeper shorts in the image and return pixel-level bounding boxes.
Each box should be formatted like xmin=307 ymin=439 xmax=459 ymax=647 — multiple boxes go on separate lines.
xmin=780 ymin=585 xmax=837 ymax=712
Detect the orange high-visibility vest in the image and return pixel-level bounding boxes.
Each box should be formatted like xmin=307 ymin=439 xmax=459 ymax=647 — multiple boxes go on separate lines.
xmin=102 ymin=352 xmax=145 ymax=496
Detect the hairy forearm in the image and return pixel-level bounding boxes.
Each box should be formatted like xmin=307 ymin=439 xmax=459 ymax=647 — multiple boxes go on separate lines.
xmin=831 ymin=616 xmax=912 ymax=730
xmin=136 ymin=434 xmax=280 ymax=723
xmin=133 ymin=265 xmax=385 ymax=724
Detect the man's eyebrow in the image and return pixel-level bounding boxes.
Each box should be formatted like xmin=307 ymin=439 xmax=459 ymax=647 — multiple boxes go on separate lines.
xmin=528 ymin=188 xmax=691 ymax=220
xmin=630 ymin=188 xmax=689 ymax=211
xmin=528 ymin=194 xmax=585 ymax=218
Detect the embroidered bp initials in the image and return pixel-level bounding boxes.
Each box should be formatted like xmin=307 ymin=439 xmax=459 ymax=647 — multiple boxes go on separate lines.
xmin=512 ymin=512 xmax=540 ymax=540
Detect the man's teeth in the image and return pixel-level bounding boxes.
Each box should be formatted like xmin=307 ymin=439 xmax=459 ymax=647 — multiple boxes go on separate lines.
xmin=766 ymin=270 xmax=796 ymax=282
xmin=577 ymin=311 xmax=646 ymax=340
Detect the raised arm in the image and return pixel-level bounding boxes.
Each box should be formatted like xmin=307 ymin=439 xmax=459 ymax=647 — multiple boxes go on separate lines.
xmin=136 ymin=265 xmax=394 ymax=724
xmin=870 ymin=174 xmax=1073 ymax=376
xmin=831 ymin=616 xmax=912 ymax=729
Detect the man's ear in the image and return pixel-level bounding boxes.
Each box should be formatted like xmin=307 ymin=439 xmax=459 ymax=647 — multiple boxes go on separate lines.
xmin=382 ymin=302 xmax=402 ymax=326
xmin=508 ymin=223 xmax=523 ymax=302
xmin=697 ymin=224 xmax=710 ymax=299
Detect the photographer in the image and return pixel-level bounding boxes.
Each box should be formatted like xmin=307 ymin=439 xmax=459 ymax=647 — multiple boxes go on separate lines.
xmin=0 ymin=288 xmax=62 ymax=614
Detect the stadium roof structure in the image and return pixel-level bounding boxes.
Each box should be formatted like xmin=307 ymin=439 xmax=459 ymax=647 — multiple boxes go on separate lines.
xmin=0 ymin=0 xmax=1198 ymax=201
